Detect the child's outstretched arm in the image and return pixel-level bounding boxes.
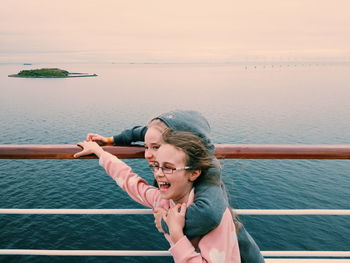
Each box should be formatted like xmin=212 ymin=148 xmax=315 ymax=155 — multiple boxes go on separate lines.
xmin=86 ymin=126 xmax=147 ymax=146
xmin=112 ymin=126 xmax=147 ymax=145
xmin=74 ymin=141 xmax=159 ymax=208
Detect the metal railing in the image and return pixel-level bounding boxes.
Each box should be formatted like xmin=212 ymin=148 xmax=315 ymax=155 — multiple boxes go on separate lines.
xmin=1 ymin=144 xmax=350 ymax=159
xmin=1 ymin=144 xmax=350 ymax=262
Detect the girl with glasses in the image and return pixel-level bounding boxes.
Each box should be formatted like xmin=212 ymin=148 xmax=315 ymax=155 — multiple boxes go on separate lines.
xmin=75 ymin=130 xmax=240 ymax=262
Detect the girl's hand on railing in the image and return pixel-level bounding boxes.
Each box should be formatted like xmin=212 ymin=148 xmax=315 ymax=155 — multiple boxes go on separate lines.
xmin=153 ymin=207 xmax=167 ymax=233
xmin=86 ymin=133 xmax=110 ymax=146
xmin=74 ymin=141 xmax=105 ymax=158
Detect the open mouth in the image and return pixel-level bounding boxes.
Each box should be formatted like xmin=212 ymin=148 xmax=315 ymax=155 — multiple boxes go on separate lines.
xmin=158 ymin=182 xmax=171 ymax=192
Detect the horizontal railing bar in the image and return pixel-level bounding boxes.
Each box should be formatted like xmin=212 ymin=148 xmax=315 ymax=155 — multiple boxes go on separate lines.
xmin=1 ymin=144 xmax=350 ymax=159
xmin=264 ymin=260 xmax=350 ymax=263
xmin=0 ymin=145 xmax=144 ymax=159
xmin=0 ymin=249 xmax=170 ymax=256
xmin=0 ymin=209 xmax=153 ymax=215
xmin=238 ymin=209 xmax=350 ymax=215
xmin=0 ymin=249 xmax=349 ymax=257
xmin=263 ymin=251 xmax=350 ymax=257
xmin=0 ymin=209 xmax=349 ymax=215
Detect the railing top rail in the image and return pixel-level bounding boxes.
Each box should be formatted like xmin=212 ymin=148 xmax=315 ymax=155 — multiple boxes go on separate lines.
xmin=1 ymin=144 xmax=350 ymax=159
xmin=0 ymin=249 xmax=349 ymax=258
xmin=0 ymin=208 xmax=349 ymax=215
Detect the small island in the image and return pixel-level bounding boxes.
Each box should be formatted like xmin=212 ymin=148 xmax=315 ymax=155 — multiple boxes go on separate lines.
xmin=8 ymin=68 xmax=97 ymax=78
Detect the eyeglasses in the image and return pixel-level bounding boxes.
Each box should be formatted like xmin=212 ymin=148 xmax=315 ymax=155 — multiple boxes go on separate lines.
xmin=149 ymin=164 xmax=192 ymax=174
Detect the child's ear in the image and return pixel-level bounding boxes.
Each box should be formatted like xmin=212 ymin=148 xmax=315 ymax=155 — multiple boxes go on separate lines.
xmin=188 ymin=170 xmax=201 ymax=182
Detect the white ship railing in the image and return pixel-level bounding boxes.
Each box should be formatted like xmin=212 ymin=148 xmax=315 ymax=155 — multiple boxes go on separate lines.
xmin=0 ymin=208 xmax=349 ymax=215
xmin=0 ymin=144 xmax=349 ymax=262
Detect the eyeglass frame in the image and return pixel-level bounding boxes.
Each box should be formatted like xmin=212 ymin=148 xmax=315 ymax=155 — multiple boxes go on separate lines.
xmin=149 ymin=164 xmax=192 ymax=174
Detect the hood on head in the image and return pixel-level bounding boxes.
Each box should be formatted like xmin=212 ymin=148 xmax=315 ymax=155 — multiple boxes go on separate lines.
xmin=152 ymin=110 xmax=214 ymax=153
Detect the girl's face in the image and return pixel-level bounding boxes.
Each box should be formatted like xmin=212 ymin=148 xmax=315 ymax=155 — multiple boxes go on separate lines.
xmin=153 ymin=144 xmax=195 ymax=204
xmin=144 ymin=126 xmax=163 ymax=165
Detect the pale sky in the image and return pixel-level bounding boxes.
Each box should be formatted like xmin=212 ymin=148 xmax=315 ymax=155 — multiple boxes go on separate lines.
xmin=1 ymin=0 xmax=350 ymax=63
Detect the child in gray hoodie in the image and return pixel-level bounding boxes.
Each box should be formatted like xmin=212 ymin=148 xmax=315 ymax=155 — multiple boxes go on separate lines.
xmin=86 ymin=110 xmax=264 ymax=263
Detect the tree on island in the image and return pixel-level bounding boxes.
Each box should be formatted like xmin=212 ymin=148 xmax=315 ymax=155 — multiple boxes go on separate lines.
xmin=8 ymin=68 xmax=97 ymax=78
xmin=16 ymin=68 xmax=69 ymax=77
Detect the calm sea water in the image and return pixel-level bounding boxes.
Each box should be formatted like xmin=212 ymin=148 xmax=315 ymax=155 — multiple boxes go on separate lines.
xmin=0 ymin=63 xmax=349 ymax=262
